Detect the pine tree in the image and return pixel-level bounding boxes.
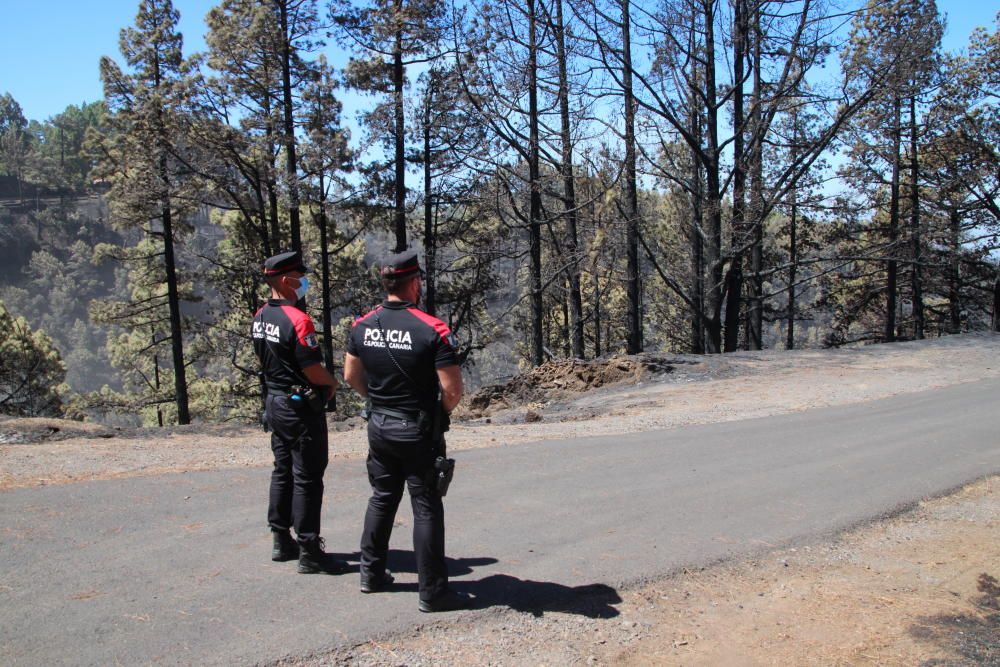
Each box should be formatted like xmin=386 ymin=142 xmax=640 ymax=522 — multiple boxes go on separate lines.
xmin=97 ymin=0 xmax=195 ymax=424
xmin=201 ymin=0 xmax=297 ymax=254
xmin=0 ymin=301 xmax=66 ymax=417
xmin=0 ymin=93 xmax=30 ymax=203
xmin=332 ymin=0 xmax=447 ymax=251
xmin=455 ymin=0 xmax=551 ymax=365
xmin=300 ymin=56 xmax=353 ymax=371
xmin=842 ymin=0 xmax=944 ymax=342
xmin=409 ymin=64 xmax=487 ymax=318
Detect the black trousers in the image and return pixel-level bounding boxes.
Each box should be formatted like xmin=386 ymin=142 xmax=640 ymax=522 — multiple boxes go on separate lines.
xmin=360 ymin=413 xmax=447 ymax=601
xmin=266 ymin=394 xmax=328 ymax=543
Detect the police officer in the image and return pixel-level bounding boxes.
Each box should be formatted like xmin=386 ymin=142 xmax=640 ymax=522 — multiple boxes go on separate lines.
xmin=344 ymin=250 xmax=471 ymax=612
xmin=252 ymin=251 xmax=346 ymax=574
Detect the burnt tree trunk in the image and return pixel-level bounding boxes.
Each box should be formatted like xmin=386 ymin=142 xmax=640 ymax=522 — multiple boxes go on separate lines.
xmin=422 ymin=80 xmax=437 ymax=315
xmin=702 ymin=0 xmax=723 ymax=353
xmin=316 ymin=170 xmax=334 ymax=372
xmin=528 ymin=0 xmax=544 ymax=366
xmin=886 ymin=95 xmax=901 ymax=342
xmin=948 ymin=208 xmax=961 ymax=333
xmin=621 ymin=0 xmax=642 ymax=354
xmin=688 ymin=18 xmax=705 ymax=354
xmin=908 ymin=92 xmax=924 ymax=339
xmin=154 ymin=54 xmax=190 ymax=425
xmin=747 ymin=6 xmax=764 ymax=350
xmin=393 ymin=0 xmax=407 ymax=252
xmin=723 ymin=0 xmax=747 ymax=353
xmin=277 ymin=0 xmax=302 ymax=252
xmin=264 ymin=109 xmax=282 ymax=249
xmin=555 ymin=0 xmax=585 ymax=358
xmin=993 ymin=277 xmax=1000 ymax=332
xmin=786 ymin=116 xmax=799 ymax=350
xmin=690 ymin=169 xmax=705 ymax=354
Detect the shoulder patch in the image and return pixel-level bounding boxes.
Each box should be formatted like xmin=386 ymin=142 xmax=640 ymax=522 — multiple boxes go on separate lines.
xmin=278 ymin=305 xmax=317 ymax=348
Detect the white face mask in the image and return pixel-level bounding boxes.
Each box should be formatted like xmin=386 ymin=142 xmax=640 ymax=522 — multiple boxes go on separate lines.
xmin=293 ymin=276 xmax=309 ymax=300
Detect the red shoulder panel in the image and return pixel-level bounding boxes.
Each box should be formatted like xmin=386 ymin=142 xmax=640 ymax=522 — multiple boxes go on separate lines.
xmin=278 ymin=305 xmax=316 ymax=346
xmin=352 ymin=305 xmax=384 ymax=327
xmin=406 ymin=308 xmax=452 ymax=342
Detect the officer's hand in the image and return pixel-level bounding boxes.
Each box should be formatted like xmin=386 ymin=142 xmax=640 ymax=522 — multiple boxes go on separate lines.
xmin=302 ymin=362 xmax=339 ymax=397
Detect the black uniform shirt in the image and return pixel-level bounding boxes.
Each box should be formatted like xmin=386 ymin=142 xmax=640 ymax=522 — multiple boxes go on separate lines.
xmin=347 ymin=300 xmax=458 ymax=413
xmin=252 ymin=299 xmax=324 ymax=391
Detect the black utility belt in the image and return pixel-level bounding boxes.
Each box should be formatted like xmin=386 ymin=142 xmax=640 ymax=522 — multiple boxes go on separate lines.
xmin=270 ymin=385 xmax=325 ymax=412
xmin=368 ymin=405 xmax=450 ymax=441
xmin=368 ymin=405 xmax=436 ymax=437
xmin=267 ymin=385 xmax=313 ymax=396
xmin=369 ymin=405 xmax=424 ymax=421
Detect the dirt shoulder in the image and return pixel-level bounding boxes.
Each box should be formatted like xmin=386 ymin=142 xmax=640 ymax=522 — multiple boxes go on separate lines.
xmin=302 ymin=476 xmax=998 ymax=667
xmin=2 ymin=333 xmax=998 ymax=491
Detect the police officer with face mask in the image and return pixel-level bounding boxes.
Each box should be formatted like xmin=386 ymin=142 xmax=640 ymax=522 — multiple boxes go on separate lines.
xmin=252 ymin=251 xmax=346 ymax=574
xmin=344 ymin=250 xmax=471 ymax=612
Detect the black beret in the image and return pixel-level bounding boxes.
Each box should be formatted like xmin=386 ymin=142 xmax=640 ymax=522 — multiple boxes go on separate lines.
xmin=380 ymin=249 xmax=422 ymax=279
xmin=263 ymin=250 xmax=308 ymax=277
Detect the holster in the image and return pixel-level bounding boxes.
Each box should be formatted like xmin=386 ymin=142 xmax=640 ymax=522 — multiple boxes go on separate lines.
xmin=433 ymin=455 xmax=456 ymax=496
xmin=259 ymin=372 xmax=270 ymax=432
xmin=430 ymin=401 xmax=453 ymax=495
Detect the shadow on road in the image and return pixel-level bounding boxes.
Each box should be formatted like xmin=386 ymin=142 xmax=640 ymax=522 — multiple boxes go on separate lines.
xmin=372 ymin=551 xmax=620 ymax=618
xmin=909 ymin=572 xmax=1000 ymax=666
xmin=383 ymin=549 xmax=498 ymax=576
xmin=454 ymin=574 xmax=621 ymax=619
xmin=296 ymin=551 xmax=498 ymax=577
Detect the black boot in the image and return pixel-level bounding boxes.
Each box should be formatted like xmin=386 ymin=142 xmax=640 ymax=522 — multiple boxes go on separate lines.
xmin=360 ymin=570 xmax=395 ymax=594
xmin=298 ymin=538 xmax=349 ymax=575
xmin=271 ymin=530 xmax=299 ymax=562
xmin=419 ymin=589 xmax=474 ymax=613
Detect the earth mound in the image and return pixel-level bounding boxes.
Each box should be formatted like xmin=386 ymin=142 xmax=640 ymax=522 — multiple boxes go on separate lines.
xmin=468 ymin=354 xmax=675 ymax=415
xmin=0 ymin=416 xmax=119 ymax=444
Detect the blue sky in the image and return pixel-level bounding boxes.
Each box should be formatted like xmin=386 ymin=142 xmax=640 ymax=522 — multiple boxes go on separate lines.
xmin=0 ymin=1 xmax=993 ymax=123
xmin=4 ymin=0 xmax=213 ymax=120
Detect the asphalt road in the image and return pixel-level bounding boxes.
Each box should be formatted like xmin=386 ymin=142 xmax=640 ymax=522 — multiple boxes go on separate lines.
xmin=2 ymin=379 xmax=998 ymax=666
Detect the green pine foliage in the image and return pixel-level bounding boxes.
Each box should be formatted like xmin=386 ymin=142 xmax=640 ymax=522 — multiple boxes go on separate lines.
xmin=0 ymin=301 xmax=67 ymax=417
